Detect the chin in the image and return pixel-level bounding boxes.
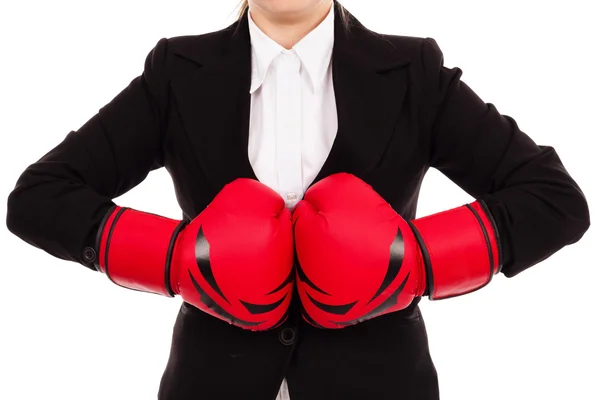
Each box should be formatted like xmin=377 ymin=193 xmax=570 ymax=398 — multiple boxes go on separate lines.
xmin=252 ymin=0 xmax=327 ymax=16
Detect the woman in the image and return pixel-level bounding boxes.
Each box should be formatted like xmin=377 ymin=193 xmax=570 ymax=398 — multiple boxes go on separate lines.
xmin=5 ymin=0 xmax=590 ymax=399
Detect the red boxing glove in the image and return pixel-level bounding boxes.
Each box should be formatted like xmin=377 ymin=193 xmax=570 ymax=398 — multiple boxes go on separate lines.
xmin=293 ymin=173 xmax=501 ymax=329
xmin=95 ymin=178 xmax=294 ymax=331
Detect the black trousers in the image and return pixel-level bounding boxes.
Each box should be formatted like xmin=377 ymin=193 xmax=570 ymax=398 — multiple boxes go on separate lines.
xmin=158 ymin=293 xmax=439 ymax=400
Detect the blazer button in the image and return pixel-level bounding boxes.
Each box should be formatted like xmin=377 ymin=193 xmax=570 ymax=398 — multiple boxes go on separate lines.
xmin=82 ymin=247 xmax=97 ymax=263
xmin=278 ymin=327 xmax=295 ymax=346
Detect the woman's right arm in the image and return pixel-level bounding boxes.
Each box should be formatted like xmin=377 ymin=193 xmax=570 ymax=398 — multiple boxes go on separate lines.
xmin=6 ymin=37 xmax=171 ymax=270
xmin=6 ymin=38 xmax=295 ymax=330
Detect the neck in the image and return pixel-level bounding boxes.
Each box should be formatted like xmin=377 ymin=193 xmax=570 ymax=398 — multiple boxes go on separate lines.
xmin=248 ymin=1 xmax=333 ymax=50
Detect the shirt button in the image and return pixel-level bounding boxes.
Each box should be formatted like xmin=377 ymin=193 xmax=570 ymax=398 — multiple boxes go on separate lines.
xmin=284 ymin=193 xmax=299 ymax=209
xmin=278 ymin=327 xmax=296 ymax=346
xmin=286 ymin=192 xmax=298 ymax=202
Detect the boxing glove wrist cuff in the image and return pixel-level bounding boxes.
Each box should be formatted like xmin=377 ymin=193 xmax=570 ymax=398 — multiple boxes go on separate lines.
xmin=409 ymin=200 xmax=502 ymax=300
xmin=94 ymin=205 xmax=186 ymax=297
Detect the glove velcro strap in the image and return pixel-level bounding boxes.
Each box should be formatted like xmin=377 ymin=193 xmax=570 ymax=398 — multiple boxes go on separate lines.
xmin=410 ymin=200 xmax=500 ymax=300
xmin=95 ymin=206 xmax=181 ymax=297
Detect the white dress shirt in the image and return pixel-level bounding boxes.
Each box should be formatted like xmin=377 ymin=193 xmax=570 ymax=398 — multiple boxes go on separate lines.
xmin=247 ymin=3 xmax=337 ymax=399
xmin=247 ymin=2 xmax=337 ymax=209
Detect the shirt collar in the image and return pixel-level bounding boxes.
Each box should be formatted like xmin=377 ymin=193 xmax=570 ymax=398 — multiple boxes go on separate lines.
xmin=248 ymin=2 xmax=335 ymax=94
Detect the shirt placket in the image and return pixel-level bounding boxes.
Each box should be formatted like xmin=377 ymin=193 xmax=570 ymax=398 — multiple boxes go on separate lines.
xmin=275 ymin=51 xmax=303 ymax=208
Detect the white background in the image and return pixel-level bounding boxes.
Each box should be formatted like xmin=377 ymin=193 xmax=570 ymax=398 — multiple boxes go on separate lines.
xmin=0 ymin=1 xmax=598 ymax=399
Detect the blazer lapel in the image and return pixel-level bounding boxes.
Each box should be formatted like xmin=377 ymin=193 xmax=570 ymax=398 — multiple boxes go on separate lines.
xmin=170 ymin=13 xmax=256 ymax=192
xmin=311 ymin=1 xmax=413 ymax=186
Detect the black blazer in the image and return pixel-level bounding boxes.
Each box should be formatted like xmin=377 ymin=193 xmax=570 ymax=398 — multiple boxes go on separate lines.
xmin=6 ymin=2 xmax=590 ymax=399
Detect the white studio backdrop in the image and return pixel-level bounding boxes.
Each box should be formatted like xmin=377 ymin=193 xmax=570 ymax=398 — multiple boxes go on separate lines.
xmin=0 ymin=1 xmax=597 ymax=399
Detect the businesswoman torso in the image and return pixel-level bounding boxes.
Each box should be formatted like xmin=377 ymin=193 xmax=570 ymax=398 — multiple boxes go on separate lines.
xmin=6 ymin=1 xmax=589 ymax=400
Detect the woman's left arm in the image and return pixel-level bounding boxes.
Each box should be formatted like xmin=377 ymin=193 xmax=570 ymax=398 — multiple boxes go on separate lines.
xmin=421 ymin=37 xmax=590 ymax=278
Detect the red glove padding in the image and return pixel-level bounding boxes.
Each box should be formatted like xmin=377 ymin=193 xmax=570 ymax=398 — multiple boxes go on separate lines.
xmin=95 ymin=178 xmax=294 ymax=331
xmin=293 ymin=173 xmax=500 ymax=329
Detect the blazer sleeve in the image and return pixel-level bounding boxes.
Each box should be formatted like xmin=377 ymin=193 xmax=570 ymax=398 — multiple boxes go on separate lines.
xmin=6 ymin=37 xmax=171 ymax=270
xmin=421 ymin=37 xmax=590 ymax=278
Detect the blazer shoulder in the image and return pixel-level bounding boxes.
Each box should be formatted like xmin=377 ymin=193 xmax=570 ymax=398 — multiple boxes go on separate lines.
xmin=354 ymin=22 xmax=445 ymax=70
xmin=163 ymin=23 xmax=239 ymax=67
xmin=379 ymin=33 xmax=445 ymax=67
xmin=167 ymin=28 xmax=233 ymax=55
xmin=135 ymin=28 xmax=231 ymax=84
xmin=379 ymin=33 xmax=425 ymax=53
